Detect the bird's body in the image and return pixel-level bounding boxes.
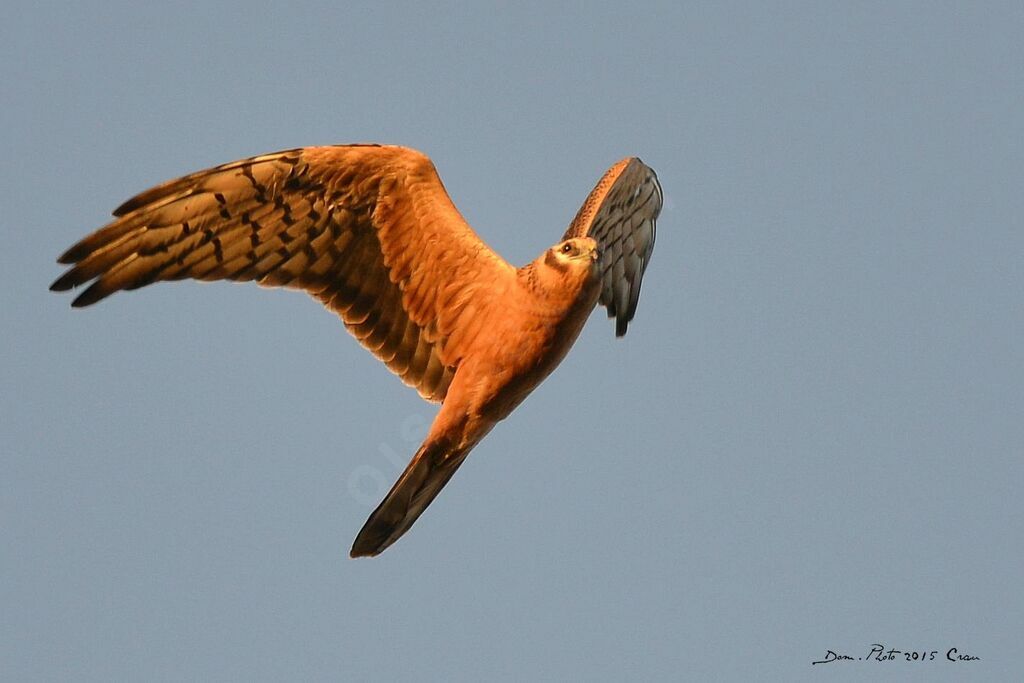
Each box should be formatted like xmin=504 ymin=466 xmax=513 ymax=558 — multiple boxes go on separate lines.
xmin=353 ymin=242 xmax=602 ymax=554
xmin=52 ymin=144 xmax=661 ymax=557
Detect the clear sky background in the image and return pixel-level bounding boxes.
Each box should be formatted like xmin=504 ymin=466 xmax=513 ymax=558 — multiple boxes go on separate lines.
xmin=3 ymin=2 xmax=1021 ymax=681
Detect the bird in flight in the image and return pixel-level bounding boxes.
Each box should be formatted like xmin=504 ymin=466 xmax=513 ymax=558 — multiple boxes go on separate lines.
xmin=51 ymin=145 xmax=662 ymax=557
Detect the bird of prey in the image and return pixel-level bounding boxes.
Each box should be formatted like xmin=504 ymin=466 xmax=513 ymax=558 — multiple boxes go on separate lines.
xmin=51 ymin=145 xmax=661 ymax=557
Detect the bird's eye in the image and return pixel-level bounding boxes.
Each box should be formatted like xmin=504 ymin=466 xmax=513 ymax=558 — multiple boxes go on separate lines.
xmin=561 ymin=243 xmax=573 ymax=254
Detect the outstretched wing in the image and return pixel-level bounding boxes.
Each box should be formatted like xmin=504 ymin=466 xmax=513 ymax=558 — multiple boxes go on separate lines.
xmin=562 ymin=157 xmax=662 ymax=336
xmin=51 ymin=145 xmax=516 ymax=402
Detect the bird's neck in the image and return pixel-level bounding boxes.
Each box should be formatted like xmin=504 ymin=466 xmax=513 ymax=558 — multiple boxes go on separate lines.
xmin=515 ymin=261 xmax=599 ymax=320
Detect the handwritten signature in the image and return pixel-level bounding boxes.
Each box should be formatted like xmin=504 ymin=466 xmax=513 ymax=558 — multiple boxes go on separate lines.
xmin=812 ymin=644 xmax=980 ymax=665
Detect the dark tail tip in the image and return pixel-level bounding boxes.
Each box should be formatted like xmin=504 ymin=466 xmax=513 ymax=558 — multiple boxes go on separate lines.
xmin=350 ymin=528 xmax=388 ymax=558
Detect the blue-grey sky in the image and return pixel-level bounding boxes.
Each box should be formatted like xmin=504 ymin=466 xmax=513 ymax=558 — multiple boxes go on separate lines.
xmin=4 ymin=2 xmax=1022 ymax=680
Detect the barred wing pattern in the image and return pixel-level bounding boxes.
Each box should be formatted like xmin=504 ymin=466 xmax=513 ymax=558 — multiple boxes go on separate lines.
xmin=562 ymin=157 xmax=662 ymax=336
xmin=51 ymin=145 xmax=515 ymax=402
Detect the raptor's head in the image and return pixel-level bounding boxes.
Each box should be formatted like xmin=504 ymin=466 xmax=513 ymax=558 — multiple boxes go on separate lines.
xmin=542 ymin=237 xmax=600 ymax=277
xmin=519 ymin=236 xmax=601 ymax=307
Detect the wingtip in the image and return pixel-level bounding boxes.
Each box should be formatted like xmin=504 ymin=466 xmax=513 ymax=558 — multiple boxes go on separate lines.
xmin=50 ymin=277 xmax=97 ymax=308
xmin=69 ymin=286 xmax=105 ymax=308
xmin=50 ymin=267 xmax=84 ymax=293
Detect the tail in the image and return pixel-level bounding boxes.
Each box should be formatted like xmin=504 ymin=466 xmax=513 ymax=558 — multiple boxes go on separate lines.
xmin=350 ymin=441 xmax=470 ymax=558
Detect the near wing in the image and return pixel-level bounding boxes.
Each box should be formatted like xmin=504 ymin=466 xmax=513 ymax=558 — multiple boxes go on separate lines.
xmin=562 ymin=157 xmax=662 ymax=336
xmin=51 ymin=145 xmax=516 ymax=402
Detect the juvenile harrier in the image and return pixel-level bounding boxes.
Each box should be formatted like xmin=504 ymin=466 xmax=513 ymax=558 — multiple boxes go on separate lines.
xmin=51 ymin=145 xmax=662 ymax=557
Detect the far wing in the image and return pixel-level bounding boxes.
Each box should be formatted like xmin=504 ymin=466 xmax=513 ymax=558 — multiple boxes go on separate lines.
xmin=562 ymin=157 xmax=662 ymax=336
xmin=51 ymin=145 xmax=516 ymax=402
